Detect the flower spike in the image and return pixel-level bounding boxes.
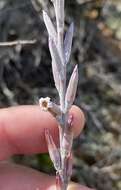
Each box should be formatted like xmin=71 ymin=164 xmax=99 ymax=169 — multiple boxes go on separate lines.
xmin=36 ymin=0 xmax=80 ymax=189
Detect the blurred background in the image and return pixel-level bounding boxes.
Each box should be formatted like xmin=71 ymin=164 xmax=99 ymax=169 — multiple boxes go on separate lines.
xmin=0 ymin=0 xmax=121 ymax=189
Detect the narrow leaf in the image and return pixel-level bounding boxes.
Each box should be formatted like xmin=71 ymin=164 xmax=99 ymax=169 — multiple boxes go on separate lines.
xmin=64 ymin=23 xmax=74 ymax=64
xmin=49 ymin=37 xmax=64 ymax=80
xmin=65 ymin=65 xmax=78 ymax=111
xmin=51 ymin=60 xmax=61 ymax=93
xmin=45 ymin=129 xmax=61 ymax=171
xmin=43 ymin=11 xmax=57 ymax=43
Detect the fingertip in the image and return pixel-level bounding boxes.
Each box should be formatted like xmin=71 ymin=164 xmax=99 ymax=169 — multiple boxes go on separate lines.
xmin=0 ymin=105 xmax=85 ymax=159
xmin=68 ymin=183 xmax=95 ymax=190
xmin=70 ymin=105 xmax=85 ymax=137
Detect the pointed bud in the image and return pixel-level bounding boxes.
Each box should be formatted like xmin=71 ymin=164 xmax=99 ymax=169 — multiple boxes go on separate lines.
xmin=65 ymin=65 xmax=78 ymax=111
xmin=61 ymin=115 xmax=74 ymax=158
xmin=64 ymin=22 xmax=74 ymax=64
xmin=65 ymin=153 xmax=73 ymax=182
xmin=45 ymin=129 xmax=61 ymax=171
xmin=43 ymin=11 xmax=57 ymax=43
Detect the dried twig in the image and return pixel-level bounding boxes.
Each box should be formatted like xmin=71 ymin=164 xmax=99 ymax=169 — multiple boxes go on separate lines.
xmin=0 ymin=39 xmax=36 ymax=47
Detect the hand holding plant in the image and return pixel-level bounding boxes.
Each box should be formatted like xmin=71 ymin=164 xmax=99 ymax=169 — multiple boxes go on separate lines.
xmin=0 ymin=1 xmax=95 ymax=189
xmin=0 ymin=105 xmax=93 ymax=190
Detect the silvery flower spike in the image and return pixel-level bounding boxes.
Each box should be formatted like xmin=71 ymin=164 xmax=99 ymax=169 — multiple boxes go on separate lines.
xmin=39 ymin=0 xmax=78 ymax=189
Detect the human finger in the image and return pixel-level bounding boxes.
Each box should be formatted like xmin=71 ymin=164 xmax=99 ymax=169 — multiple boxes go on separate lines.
xmin=0 ymin=162 xmax=93 ymax=190
xmin=0 ymin=105 xmax=85 ymax=160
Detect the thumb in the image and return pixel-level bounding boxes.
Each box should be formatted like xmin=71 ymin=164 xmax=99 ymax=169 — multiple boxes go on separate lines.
xmin=0 ymin=162 xmax=94 ymax=190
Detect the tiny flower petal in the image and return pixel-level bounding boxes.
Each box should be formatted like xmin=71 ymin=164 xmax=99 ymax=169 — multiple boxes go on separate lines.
xmin=39 ymin=97 xmax=51 ymax=111
xmin=39 ymin=97 xmax=61 ymax=117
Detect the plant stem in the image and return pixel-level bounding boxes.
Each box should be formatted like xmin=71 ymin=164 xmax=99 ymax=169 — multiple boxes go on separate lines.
xmin=56 ymin=1 xmax=71 ymax=189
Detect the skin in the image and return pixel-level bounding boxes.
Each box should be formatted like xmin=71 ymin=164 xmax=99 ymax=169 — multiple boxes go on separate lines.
xmin=0 ymin=105 xmax=94 ymax=190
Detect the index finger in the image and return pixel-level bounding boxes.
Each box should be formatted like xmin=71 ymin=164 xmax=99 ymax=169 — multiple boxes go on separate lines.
xmin=0 ymin=105 xmax=85 ymax=160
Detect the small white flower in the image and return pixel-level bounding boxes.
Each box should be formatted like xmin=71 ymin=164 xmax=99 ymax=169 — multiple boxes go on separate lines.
xmin=39 ymin=97 xmax=61 ymax=117
xmin=39 ymin=97 xmax=51 ymax=111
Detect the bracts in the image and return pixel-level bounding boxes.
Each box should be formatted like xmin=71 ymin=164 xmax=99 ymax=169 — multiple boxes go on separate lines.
xmin=39 ymin=0 xmax=78 ymax=189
